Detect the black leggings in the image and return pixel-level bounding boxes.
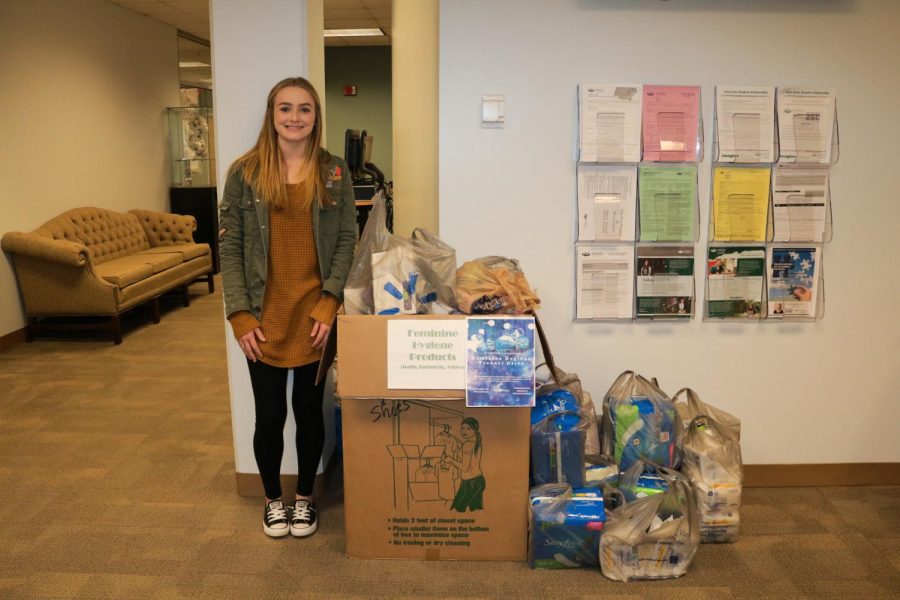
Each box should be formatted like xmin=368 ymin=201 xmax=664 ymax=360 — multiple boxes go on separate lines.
xmin=246 ymin=360 xmax=325 ymax=499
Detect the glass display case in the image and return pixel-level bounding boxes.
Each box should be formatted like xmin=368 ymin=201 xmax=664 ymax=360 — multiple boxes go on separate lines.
xmin=167 ymin=106 xmax=215 ymax=187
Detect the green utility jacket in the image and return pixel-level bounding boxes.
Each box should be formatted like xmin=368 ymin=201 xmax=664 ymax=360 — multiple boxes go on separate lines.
xmin=218 ymin=150 xmax=358 ymax=320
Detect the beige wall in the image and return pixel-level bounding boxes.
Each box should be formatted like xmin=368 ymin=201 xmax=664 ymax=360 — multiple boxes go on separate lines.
xmin=0 ymin=0 xmax=180 ymax=336
xmin=392 ymin=0 xmax=439 ymax=237
xmin=441 ymin=0 xmax=900 ymax=464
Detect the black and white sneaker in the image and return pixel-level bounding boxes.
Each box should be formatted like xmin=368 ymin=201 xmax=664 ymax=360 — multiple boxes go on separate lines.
xmin=290 ymin=499 xmax=318 ymax=537
xmin=263 ymin=499 xmax=290 ymax=538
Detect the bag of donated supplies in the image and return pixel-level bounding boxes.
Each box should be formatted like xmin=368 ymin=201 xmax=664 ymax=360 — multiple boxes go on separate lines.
xmin=529 ymin=484 xmax=606 ymax=569
xmin=600 ymin=371 xmax=679 ymax=471
xmin=673 ymin=388 xmax=742 ymax=543
xmin=455 ymin=256 xmax=540 ymax=314
xmin=535 ymin=364 xmax=601 ymax=456
xmin=531 ymin=410 xmax=589 ymax=488
xmin=344 ymin=192 xmax=458 ymax=315
xmin=617 ymin=459 xmax=669 ymax=503
xmin=600 ymin=469 xmax=700 ymax=581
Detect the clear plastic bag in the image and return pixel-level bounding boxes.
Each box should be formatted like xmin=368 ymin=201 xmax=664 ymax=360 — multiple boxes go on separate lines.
xmin=600 ymin=371 xmax=679 ymax=471
xmin=530 ymin=411 xmax=589 ymax=488
xmin=600 ymin=469 xmax=700 ymax=581
xmin=617 ymin=459 xmax=669 ymax=503
xmin=344 ymin=191 xmax=391 ymax=315
xmin=529 ymin=484 xmax=606 ymax=569
xmin=344 ymin=192 xmax=458 ymax=314
xmin=674 ymin=388 xmax=742 ymax=543
xmin=535 ymin=364 xmax=601 ymax=456
xmin=455 ymin=256 xmax=540 ymax=314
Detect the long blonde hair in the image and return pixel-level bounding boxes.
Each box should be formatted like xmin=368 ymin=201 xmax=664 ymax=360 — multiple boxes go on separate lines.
xmin=230 ymin=77 xmax=329 ymax=208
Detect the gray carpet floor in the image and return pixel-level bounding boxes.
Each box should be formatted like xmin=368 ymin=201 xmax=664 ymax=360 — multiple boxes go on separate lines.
xmin=0 ymin=279 xmax=897 ymax=599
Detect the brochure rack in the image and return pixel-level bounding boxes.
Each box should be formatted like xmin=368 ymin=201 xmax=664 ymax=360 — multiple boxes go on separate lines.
xmin=703 ymin=244 xmax=767 ymax=322
xmin=575 ymin=84 xmax=706 ymax=322
xmin=641 ymin=87 xmax=704 ymax=163
xmin=574 ymin=242 xmax=635 ymax=322
xmin=768 ymin=164 xmax=834 ymax=244
xmin=634 ymin=244 xmax=696 ymax=321
xmin=763 ymin=243 xmax=826 ymax=321
xmin=707 ymin=164 xmax=773 ymax=244
xmin=705 ymin=87 xmax=836 ymax=322
xmin=638 ymin=164 xmax=701 ymax=244
xmin=775 ymin=90 xmax=840 ymax=167
xmin=574 ymin=84 xmax=837 ymax=324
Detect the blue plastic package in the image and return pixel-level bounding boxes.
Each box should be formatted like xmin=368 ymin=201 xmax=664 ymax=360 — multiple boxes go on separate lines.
xmin=531 ymin=415 xmax=586 ymax=488
xmin=531 ymin=389 xmax=581 ymax=430
xmin=610 ymin=396 xmax=678 ymax=472
xmin=530 ymin=485 xmax=607 ymax=569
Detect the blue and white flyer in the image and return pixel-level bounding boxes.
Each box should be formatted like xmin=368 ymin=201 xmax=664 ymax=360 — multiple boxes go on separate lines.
xmin=465 ymin=316 xmax=536 ymax=408
xmin=767 ymin=247 xmax=820 ymax=318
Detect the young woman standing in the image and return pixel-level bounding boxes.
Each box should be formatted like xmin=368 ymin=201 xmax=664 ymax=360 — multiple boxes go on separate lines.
xmin=219 ymin=77 xmax=357 ymax=538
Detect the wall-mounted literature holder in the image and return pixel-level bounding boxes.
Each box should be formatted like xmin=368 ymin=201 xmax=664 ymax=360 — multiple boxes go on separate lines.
xmin=764 ymin=243 xmax=825 ymax=321
xmin=574 ymin=84 xmax=645 ymax=322
xmin=703 ymin=244 xmax=767 ymax=321
xmin=637 ymin=164 xmax=700 ymax=243
xmin=713 ymin=86 xmax=778 ymax=164
xmin=641 ymin=86 xmax=704 ymax=163
xmin=576 ymin=164 xmax=638 ymax=242
xmin=775 ymin=89 xmax=839 ymax=166
xmin=634 ymin=244 xmax=695 ymax=320
xmin=708 ymin=165 xmax=772 ymax=243
xmin=768 ymin=164 xmax=833 ymax=243
xmin=578 ymin=84 xmax=643 ymax=164
xmin=574 ymin=242 xmax=635 ymax=321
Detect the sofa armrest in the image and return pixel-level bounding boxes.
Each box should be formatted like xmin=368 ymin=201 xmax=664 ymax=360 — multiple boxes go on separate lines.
xmin=1 ymin=231 xmax=88 ymax=267
xmin=129 ymin=209 xmax=197 ymax=247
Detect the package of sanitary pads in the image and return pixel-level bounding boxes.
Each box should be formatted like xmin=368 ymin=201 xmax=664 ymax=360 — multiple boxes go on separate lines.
xmin=529 ymin=484 xmax=606 ymax=569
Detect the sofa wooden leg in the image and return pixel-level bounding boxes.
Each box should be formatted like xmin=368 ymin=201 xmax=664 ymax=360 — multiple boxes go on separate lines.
xmin=207 ymin=272 xmax=215 ymax=294
xmin=182 ymin=284 xmax=190 ymax=307
xmin=111 ymin=315 xmax=123 ymax=345
xmin=151 ymin=297 xmax=161 ymax=324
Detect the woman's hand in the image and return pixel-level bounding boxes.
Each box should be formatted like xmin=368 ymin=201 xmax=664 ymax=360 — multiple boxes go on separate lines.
xmin=238 ymin=327 xmax=266 ymax=361
xmin=311 ymin=321 xmax=331 ymax=350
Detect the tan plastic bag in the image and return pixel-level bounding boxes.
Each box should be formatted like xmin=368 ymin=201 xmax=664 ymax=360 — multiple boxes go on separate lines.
xmin=535 ymin=364 xmax=601 ymax=456
xmin=674 ymin=388 xmax=742 ymax=543
xmin=455 ymin=256 xmax=540 ymax=314
xmin=600 ymin=469 xmax=700 ymax=581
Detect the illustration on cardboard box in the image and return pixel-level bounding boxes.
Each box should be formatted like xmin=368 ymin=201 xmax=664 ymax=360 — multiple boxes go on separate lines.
xmin=385 ymin=400 xmax=485 ymax=512
xmin=342 ymin=397 xmax=529 ymax=560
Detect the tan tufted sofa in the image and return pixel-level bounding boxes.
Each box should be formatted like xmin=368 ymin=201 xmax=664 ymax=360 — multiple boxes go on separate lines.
xmin=2 ymin=206 xmax=214 ymax=344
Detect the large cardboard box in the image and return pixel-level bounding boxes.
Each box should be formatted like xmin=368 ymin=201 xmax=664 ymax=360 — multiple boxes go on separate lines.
xmin=338 ymin=315 xmax=530 ymax=560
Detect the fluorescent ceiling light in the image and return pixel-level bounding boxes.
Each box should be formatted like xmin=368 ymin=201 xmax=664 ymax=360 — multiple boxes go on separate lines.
xmin=179 ymin=61 xmax=210 ymax=68
xmin=323 ymin=28 xmax=384 ymax=38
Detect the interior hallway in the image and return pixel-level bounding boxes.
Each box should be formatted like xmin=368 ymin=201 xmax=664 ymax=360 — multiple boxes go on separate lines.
xmin=0 ymin=280 xmax=897 ymax=599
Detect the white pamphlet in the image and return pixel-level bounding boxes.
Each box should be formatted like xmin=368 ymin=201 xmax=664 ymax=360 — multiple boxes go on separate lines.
xmin=579 ymin=84 xmax=642 ymax=163
xmin=772 ymin=166 xmax=829 ymax=242
xmin=575 ymin=243 xmax=635 ymax=319
xmin=577 ymin=165 xmax=637 ymax=241
xmin=715 ymin=86 xmax=776 ymax=163
xmin=777 ymin=88 xmax=836 ymax=164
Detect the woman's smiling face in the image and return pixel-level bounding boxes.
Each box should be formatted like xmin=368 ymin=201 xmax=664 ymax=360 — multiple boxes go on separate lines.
xmin=272 ymin=86 xmax=316 ymax=146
